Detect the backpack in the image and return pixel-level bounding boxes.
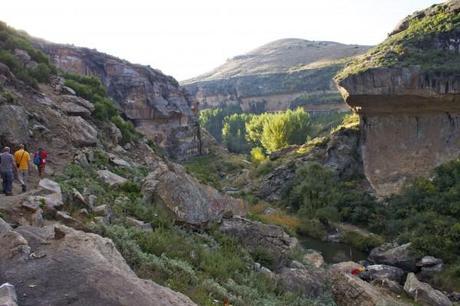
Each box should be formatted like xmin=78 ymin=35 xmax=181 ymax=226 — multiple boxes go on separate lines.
xmin=33 ymin=153 xmax=41 ymax=166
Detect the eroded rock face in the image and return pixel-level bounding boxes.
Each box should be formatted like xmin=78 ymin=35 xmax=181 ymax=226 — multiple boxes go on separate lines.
xmin=336 ymin=1 xmax=460 ymax=195
xmin=257 ymin=126 xmax=365 ymax=202
xmin=338 ymin=68 xmax=460 ymax=195
xmin=142 ymin=160 xmax=246 ymax=227
xmin=0 ymin=224 xmax=196 ymax=306
xmin=34 ymin=41 xmax=201 ymax=160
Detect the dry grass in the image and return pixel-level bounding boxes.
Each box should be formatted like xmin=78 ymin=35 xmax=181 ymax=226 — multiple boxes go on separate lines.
xmin=249 ymin=203 xmax=301 ymax=234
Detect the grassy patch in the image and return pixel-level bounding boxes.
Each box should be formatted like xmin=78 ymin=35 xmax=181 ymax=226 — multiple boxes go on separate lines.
xmin=336 ymin=2 xmax=460 ymax=81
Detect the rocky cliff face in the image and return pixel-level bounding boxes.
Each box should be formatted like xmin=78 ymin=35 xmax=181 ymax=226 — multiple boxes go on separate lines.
xmin=336 ymin=0 xmax=460 ymax=196
xmin=183 ymin=39 xmax=370 ymax=113
xmin=34 ymin=41 xmax=200 ymax=160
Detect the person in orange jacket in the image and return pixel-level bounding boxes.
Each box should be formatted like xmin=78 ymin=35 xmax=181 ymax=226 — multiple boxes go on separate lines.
xmin=14 ymin=144 xmax=31 ymax=192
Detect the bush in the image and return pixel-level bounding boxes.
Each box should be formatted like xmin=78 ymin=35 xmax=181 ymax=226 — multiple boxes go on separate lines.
xmin=250 ymin=147 xmax=266 ymax=165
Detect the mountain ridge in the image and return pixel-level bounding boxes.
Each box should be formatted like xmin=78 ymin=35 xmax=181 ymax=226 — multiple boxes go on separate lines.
xmin=182 ymin=38 xmax=371 ymax=112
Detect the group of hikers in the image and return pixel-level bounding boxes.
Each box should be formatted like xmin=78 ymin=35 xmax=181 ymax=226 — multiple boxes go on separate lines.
xmin=0 ymin=145 xmax=47 ymax=196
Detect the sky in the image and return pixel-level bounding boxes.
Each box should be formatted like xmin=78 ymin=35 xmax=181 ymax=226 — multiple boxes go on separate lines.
xmin=1 ymin=0 xmax=442 ymax=81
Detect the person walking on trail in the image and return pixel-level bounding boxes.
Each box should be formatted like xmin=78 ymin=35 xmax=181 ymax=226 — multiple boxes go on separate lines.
xmin=0 ymin=147 xmax=16 ymax=196
xmin=14 ymin=144 xmax=31 ymax=192
xmin=33 ymin=147 xmax=47 ymax=178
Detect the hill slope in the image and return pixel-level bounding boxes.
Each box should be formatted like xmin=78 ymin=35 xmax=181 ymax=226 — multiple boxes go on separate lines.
xmin=183 ymin=39 xmax=370 ymax=112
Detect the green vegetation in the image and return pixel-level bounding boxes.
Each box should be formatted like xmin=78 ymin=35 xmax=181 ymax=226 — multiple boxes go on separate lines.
xmin=183 ymin=153 xmax=247 ymax=189
xmin=201 ymin=106 xmax=348 ymax=155
xmin=199 ymin=105 xmax=242 ymax=142
xmin=290 ymin=92 xmax=342 ymax=108
xmin=336 ymin=2 xmax=460 ymax=81
xmin=63 ymin=72 xmax=139 ymax=143
xmin=0 ymin=21 xmax=56 ymax=87
xmin=57 ymin=152 xmax=331 ymax=306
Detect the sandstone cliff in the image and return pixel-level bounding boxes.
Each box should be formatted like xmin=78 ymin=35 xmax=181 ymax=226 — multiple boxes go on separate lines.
xmin=183 ymin=39 xmax=370 ymax=112
xmin=33 ymin=40 xmax=201 ymax=160
xmin=335 ymin=0 xmax=460 ymax=196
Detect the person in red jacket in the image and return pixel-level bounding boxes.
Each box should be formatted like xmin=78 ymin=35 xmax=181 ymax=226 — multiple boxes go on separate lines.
xmin=33 ymin=147 xmax=48 ymax=178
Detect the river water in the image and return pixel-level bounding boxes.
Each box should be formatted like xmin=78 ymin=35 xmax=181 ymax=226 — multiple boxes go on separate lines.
xmin=300 ymin=236 xmax=367 ymax=263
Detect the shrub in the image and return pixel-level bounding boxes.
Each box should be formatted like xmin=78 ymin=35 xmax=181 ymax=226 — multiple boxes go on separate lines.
xmin=250 ymin=147 xmax=266 ymax=165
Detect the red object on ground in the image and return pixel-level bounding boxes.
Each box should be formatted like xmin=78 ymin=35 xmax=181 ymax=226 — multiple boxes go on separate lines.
xmin=351 ymin=268 xmax=362 ymax=275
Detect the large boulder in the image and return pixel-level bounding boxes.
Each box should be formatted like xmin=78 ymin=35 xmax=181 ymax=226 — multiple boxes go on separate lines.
xmin=67 ymin=116 xmax=98 ymax=147
xmin=97 ymin=170 xmax=128 ymax=187
xmin=0 ymin=105 xmax=29 ymax=146
xmin=0 ymin=224 xmax=196 ymax=306
xmin=404 ymin=273 xmax=452 ymax=306
xmin=360 ymin=264 xmax=405 ymax=284
xmin=219 ymin=217 xmax=297 ymax=269
xmin=368 ymin=243 xmax=419 ymax=272
xmin=276 ymin=265 xmax=326 ymax=298
xmin=329 ymin=271 xmax=409 ymax=306
xmin=142 ymin=160 xmax=246 ymax=227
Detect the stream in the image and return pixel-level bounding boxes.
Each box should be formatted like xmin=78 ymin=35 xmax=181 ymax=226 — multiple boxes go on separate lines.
xmin=300 ymin=236 xmax=367 ymax=264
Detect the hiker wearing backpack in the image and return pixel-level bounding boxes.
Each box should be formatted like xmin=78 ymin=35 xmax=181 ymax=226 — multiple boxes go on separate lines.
xmin=0 ymin=147 xmax=16 ymax=196
xmin=33 ymin=147 xmax=47 ymax=178
xmin=14 ymin=144 xmax=31 ymax=192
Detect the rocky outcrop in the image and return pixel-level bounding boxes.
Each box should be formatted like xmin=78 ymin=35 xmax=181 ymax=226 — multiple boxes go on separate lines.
xmin=359 ymin=264 xmax=405 ymax=284
xmin=256 ymin=126 xmax=367 ymax=202
xmin=0 ymin=224 xmax=196 ymax=306
xmin=404 ymin=273 xmax=452 ymax=306
xmin=183 ymin=39 xmax=369 ymax=113
xmin=335 ymin=0 xmax=460 ymax=195
xmin=34 ymin=41 xmax=201 ymax=160
xmin=276 ymin=265 xmax=326 ymax=298
xmin=142 ymin=159 xmax=246 ymax=227
xmin=368 ymin=243 xmax=419 ymax=272
xmin=329 ymin=271 xmax=409 ymax=306
xmin=218 ymin=217 xmax=298 ymax=269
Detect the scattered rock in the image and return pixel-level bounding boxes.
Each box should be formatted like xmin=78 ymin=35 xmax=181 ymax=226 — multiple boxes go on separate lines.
xmin=329 ymin=261 xmax=364 ymax=274
xmin=61 ymin=86 xmax=76 ymax=95
xmin=370 ymin=278 xmax=404 ymax=295
xmin=55 ymin=211 xmax=82 ymax=229
xmin=303 ymin=249 xmax=324 ymax=268
xmin=360 ymin=264 xmax=405 ymax=284
xmin=93 ymin=205 xmax=107 ymax=216
xmin=417 ymin=256 xmax=444 ymax=275
xmin=78 ymin=208 xmax=89 ymax=217
xmin=369 ymin=243 xmax=419 ymax=272
xmin=109 ymin=153 xmax=131 ymax=167
xmin=38 ymin=178 xmax=61 ymax=194
xmin=97 ymin=170 xmax=128 ymax=187
xmin=71 ymin=188 xmax=88 ymax=207
xmin=60 ymin=102 xmax=92 ymax=118
xmin=126 ymin=217 xmax=153 ymax=232
xmin=54 ymin=226 xmax=66 ymax=240
xmin=0 ymin=105 xmax=30 ymax=146
xmin=219 ymin=217 xmax=297 ymax=269
xmin=60 ymin=95 xmax=94 ymax=111
xmin=0 ymin=283 xmax=18 ymax=306
xmin=404 ymin=273 xmax=452 ymax=306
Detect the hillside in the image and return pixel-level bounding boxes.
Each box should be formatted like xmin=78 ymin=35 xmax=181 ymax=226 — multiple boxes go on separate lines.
xmin=183 ymin=39 xmax=370 ymax=112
